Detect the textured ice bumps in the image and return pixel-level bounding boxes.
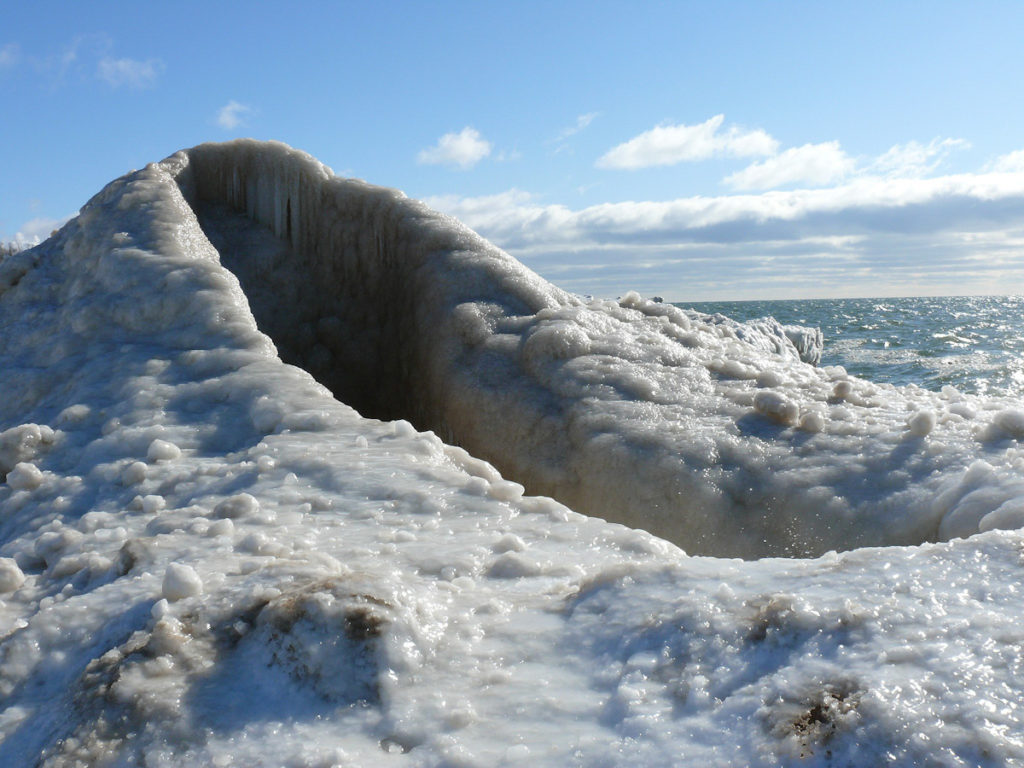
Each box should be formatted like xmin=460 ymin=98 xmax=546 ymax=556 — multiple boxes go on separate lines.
xmin=0 ymin=423 xmax=54 ymax=482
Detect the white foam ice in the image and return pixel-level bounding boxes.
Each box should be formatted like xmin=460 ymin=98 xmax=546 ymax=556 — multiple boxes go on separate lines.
xmin=2 ymin=140 xmax=1024 ymax=766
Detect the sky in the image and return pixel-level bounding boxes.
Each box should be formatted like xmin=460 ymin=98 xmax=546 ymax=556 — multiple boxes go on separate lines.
xmin=3 ymin=1 xmax=1024 ymax=301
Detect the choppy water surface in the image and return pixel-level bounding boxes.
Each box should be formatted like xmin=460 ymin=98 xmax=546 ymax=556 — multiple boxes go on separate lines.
xmin=683 ymin=295 xmax=1024 ymax=397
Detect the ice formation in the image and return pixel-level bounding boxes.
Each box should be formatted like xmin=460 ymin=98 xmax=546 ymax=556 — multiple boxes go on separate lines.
xmin=134 ymin=141 xmax=1024 ymax=557
xmin=3 ymin=140 xmax=1024 ymax=765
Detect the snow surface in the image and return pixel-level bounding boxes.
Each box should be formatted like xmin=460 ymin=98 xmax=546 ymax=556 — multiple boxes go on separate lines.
xmin=2 ymin=139 xmax=1024 ymax=765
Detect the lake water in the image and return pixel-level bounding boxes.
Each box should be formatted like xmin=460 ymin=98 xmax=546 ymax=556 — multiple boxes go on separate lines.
xmin=682 ymin=295 xmax=1024 ymax=397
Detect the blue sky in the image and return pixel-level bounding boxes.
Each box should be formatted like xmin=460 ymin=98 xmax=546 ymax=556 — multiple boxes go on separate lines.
xmin=3 ymin=1 xmax=1024 ymax=300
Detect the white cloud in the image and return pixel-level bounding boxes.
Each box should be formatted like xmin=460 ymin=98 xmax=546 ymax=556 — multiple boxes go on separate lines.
xmin=97 ymin=55 xmax=162 ymax=88
xmin=724 ymin=142 xmax=855 ymax=190
xmin=596 ymin=114 xmax=778 ymax=170
xmin=417 ymin=127 xmax=492 ymax=169
xmin=990 ymin=149 xmax=1024 ymax=173
xmin=0 ymin=43 xmax=18 ymax=70
xmin=556 ymin=112 xmax=599 ymax=142
xmin=5 ymin=36 xmax=167 ymax=88
xmin=425 ymin=189 xmax=537 ymax=231
xmin=217 ymin=100 xmax=253 ymax=130
xmin=23 ymin=34 xmax=104 ymax=81
xmin=61 ymin=37 xmax=86 ymax=68
xmin=868 ymin=137 xmax=969 ymax=178
xmin=425 ymin=169 xmax=1024 ymax=300
xmin=495 ymin=150 xmax=523 ymax=163
xmin=439 ymin=171 xmax=1024 ymax=247
xmin=9 ymin=215 xmax=71 ymax=248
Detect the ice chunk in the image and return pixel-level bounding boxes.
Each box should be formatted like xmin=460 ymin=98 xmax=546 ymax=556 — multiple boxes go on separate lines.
xmin=979 ymin=498 xmax=1024 ymax=532
xmin=783 ymin=324 xmax=824 ymax=366
xmin=141 ymin=495 xmax=166 ymax=514
xmin=753 ymin=390 xmax=800 ymax=425
xmin=798 ymin=410 xmax=825 ymax=433
xmin=57 ymin=404 xmax=91 ymax=425
xmin=147 ymin=439 xmax=181 ymax=463
xmin=832 ymin=380 xmax=853 ymax=400
xmin=205 ymin=518 xmax=234 ymax=537
xmin=0 ymin=424 xmax=53 ymax=478
xmin=162 ymin=563 xmax=203 ymax=601
xmin=993 ymin=409 xmax=1024 ymax=439
xmin=6 ymin=462 xmax=43 ymax=491
xmin=122 ymin=461 xmax=148 ymax=485
xmin=488 ymin=551 xmax=543 ymax=578
xmin=0 ymin=557 xmax=25 ymax=592
xmin=907 ymin=410 xmax=936 ymax=437
xmin=213 ymin=493 xmax=259 ymax=519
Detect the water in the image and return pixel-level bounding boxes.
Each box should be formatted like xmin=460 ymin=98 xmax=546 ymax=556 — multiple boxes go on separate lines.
xmin=682 ymin=295 xmax=1024 ymax=398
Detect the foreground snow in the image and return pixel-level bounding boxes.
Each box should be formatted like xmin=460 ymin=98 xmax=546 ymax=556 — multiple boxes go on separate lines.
xmin=2 ymin=140 xmax=1024 ymax=766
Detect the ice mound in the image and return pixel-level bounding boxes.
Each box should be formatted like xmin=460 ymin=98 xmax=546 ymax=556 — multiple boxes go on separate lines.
xmin=685 ymin=309 xmax=825 ymax=367
xmin=3 ymin=140 xmax=1024 ymax=765
xmin=163 ymin=140 xmax=1024 ymax=557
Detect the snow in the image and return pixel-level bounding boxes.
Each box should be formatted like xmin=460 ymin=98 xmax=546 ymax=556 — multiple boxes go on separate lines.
xmin=2 ymin=139 xmax=1024 ymax=765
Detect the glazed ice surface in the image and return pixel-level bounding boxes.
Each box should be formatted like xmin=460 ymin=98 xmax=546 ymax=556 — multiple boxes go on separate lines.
xmin=2 ymin=141 xmax=1023 ymax=766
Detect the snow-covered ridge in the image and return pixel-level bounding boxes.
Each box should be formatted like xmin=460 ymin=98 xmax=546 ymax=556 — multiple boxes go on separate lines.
xmin=3 ymin=140 xmax=1024 ymax=764
xmin=682 ymin=309 xmax=825 ymax=366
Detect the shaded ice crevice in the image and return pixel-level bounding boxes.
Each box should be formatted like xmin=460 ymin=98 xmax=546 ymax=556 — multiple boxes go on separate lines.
xmin=90 ymin=140 xmax=1024 ymax=557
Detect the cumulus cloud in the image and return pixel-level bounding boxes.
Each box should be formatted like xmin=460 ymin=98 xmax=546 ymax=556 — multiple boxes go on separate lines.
xmin=97 ymin=55 xmax=162 ymax=88
xmin=599 ymin=116 xmax=971 ymax=194
xmin=989 ymin=149 xmax=1024 ymax=173
xmin=724 ymin=142 xmax=855 ymax=190
xmin=217 ymin=100 xmax=253 ymax=130
xmin=417 ymin=127 xmax=492 ymax=169
xmin=596 ymin=114 xmax=778 ymax=170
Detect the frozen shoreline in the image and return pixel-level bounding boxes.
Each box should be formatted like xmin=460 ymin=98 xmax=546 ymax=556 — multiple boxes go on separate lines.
xmin=2 ymin=140 xmax=1024 ymax=765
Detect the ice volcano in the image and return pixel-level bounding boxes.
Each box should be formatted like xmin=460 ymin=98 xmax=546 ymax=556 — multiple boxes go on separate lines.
xmin=176 ymin=140 xmax=835 ymax=560
xmin=15 ymin=138 xmax=1024 ymax=559
xmin=3 ymin=140 xmax=1024 ymax=766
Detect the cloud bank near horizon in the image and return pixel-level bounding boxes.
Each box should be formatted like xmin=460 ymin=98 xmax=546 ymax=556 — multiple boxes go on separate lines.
xmin=427 ymin=161 xmax=1024 ymax=300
